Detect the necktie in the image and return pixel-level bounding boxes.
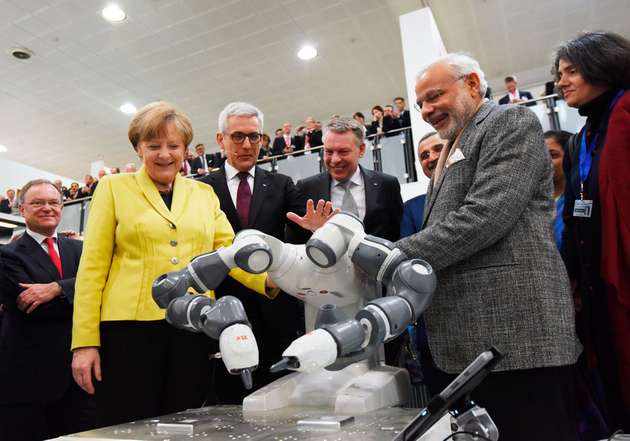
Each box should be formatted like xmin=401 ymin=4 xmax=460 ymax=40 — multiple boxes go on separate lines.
xmin=236 ymin=172 xmax=252 ymax=227
xmin=202 ymin=155 xmax=207 ymax=170
xmin=340 ymin=181 xmax=359 ymax=217
xmin=44 ymin=237 xmax=63 ymax=277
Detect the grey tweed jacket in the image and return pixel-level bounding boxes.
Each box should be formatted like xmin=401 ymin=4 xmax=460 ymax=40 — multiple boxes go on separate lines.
xmin=396 ymin=101 xmax=581 ymax=373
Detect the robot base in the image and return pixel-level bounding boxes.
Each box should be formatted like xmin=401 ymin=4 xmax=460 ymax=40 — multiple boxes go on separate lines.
xmin=243 ymin=360 xmax=411 ymax=414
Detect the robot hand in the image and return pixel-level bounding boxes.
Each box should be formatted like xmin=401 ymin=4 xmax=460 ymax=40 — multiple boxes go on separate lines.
xmin=219 ymin=323 xmax=259 ymax=390
xmin=164 ymin=294 xmax=259 ymax=389
xmin=270 ymin=328 xmax=338 ymax=373
xmin=152 ymin=233 xmax=274 ymax=307
xmin=271 ymin=214 xmax=437 ymax=373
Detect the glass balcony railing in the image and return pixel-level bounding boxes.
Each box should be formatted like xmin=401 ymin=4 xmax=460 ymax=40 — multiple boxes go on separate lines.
xmin=58 ymin=95 xmax=585 ymax=235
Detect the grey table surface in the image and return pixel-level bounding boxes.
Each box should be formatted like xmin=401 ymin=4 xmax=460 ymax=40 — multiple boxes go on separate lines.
xmin=55 ymin=405 xmax=422 ymax=441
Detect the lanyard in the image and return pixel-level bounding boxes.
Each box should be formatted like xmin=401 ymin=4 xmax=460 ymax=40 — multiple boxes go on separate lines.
xmin=578 ymin=89 xmax=625 ymax=198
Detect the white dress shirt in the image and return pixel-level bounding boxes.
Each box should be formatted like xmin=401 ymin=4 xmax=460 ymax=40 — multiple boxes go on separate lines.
xmin=508 ymin=90 xmax=521 ymax=101
xmin=330 ymin=167 xmax=366 ymax=220
xmin=25 ymin=227 xmax=60 ymax=255
xmin=224 ymin=161 xmax=255 ymax=208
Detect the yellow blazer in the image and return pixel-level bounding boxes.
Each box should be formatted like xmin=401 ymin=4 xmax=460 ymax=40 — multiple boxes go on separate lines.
xmin=72 ymin=168 xmax=267 ymax=349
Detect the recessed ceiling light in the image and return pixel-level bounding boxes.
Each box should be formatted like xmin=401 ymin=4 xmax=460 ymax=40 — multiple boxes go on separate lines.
xmin=297 ymin=45 xmax=318 ymax=61
xmin=102 ymin=4 xmax=127 ymax=23
xmin=9 ymin=47 xmax=34 ymax=60
xmin=120 ymin=103 xmax=137 ymax=114
xmin=0 ymin=144 xmax=7 ymax=153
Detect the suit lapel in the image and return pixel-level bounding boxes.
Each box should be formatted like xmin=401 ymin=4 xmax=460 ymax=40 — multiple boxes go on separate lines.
xmin=57 ymin=236 xmax=76 ymax=278
xmin=423 ymin=151 xmax=449 ymax=222
xmin=248 ymin=167 xmax=269 ymax=226
xmin=19 ymin=234 xmax=59 ymax=280
xmin=361 ymin=166 xmax=379 ymax=219
xmin=211 ymin=166 xmax=241 ymax=229
xmin=322 ymin=173 xmax=332 ymax=201
xmin=170 ymin=172 xmax=191 ymax=225
xmin=135 ymin=167 xmax=177 ymax=225
xmin=422 ymin=102 xmax=495 ymax=227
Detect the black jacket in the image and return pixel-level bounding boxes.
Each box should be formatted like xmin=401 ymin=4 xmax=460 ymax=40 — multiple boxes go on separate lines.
xmin=287 ymin=166 xmax=403 ymax=244
xmin=0 ymin=234 xmax=82 ymax=404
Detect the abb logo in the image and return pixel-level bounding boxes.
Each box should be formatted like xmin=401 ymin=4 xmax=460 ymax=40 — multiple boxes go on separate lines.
xmin=236 ymin=335 xmax=249 ymax=341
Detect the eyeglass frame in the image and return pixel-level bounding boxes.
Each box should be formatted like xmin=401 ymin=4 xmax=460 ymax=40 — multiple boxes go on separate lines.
xmin=22 ymin=199 xmax=63 ymax=208
xmin=413 ymin=74 xmax=467 ymax=112
xmin=226 ymin=131 xmax=262 ymax=144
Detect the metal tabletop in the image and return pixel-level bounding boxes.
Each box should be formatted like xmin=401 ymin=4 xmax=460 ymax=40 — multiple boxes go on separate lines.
xmin=55 ymin=405 xmax=425 ymax=441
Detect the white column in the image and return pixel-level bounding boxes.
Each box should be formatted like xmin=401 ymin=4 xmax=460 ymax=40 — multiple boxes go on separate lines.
xmin=399 ymin=7 xmax=447 ymax=196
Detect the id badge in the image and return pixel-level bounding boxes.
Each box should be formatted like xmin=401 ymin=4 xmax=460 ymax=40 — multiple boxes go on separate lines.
xmin=573 ymin=199 xmax=593 ymax=218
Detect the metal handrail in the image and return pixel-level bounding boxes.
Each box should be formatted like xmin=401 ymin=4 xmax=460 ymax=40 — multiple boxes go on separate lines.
xmin=515 ymin=93 xmax=560 ymax=106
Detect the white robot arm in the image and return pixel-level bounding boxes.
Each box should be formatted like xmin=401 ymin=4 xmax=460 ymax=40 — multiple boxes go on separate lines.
xmin=152 ymin=237 xmax=275 ymax=389
xmin=160 ymin=294 xmax=259 ymax=389
xmin=271 ymin=212 xmax=437 ymax=373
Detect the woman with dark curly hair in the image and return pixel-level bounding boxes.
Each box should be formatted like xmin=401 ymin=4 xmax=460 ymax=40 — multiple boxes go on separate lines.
xmin=554 ymin=31 xmax=630 ymax=431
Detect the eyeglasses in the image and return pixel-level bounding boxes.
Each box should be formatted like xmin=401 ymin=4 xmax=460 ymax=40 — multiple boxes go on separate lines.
xmin=228 ymin=132 xmax=261 ymax=144
xmin=414 ymin=75 xmax=466 ymax=112
xmin=23 ymin=200 xmax=62 ymax=208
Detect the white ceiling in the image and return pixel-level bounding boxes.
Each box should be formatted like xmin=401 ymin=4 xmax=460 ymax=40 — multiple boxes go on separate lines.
xmin=0 ymin=0 xmax=628 ymax=181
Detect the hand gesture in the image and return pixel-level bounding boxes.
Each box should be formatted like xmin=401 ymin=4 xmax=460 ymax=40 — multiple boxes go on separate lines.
xmin=17 ymin=282 xmax=62 ymax=313
xmin=287 ymin=199 xmax=340 ymax=232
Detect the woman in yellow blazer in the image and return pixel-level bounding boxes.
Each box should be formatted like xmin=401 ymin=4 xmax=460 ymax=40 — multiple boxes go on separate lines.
xmin=71 ymin=101 xmax=270 ymax=427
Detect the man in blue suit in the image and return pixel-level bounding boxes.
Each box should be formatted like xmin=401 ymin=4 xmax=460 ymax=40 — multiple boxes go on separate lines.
xmin=400 ymin=131 xmax=445 ymax=237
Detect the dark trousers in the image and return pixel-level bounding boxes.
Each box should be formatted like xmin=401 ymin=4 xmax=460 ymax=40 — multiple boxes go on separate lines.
xmin=425 ymin=364 xmax=578 ymax=441
xmin=0 ymin=382 xmax=94 ymax=441
xmin=96 ymin=320 xmax=210 ymax=428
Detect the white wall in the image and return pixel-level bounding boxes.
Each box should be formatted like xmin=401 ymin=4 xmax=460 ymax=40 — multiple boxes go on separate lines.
xmin=399 ymin=8 xmax=447 ymax=198
xmin=0 ymin=157 xmax=75 ymax=192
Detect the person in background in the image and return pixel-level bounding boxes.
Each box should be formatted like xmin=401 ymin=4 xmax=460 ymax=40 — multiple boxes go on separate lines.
xmin=394 ymin=96 xmax=411 ymax=128
xmin=66 ymin=183 xmax=80 ymax=200
xmin=78 ymin=175 xmax=94 ymax=198
xmin=272 ymin=122 xmax=296 ymax=156
xmin=498 ymin=75 xmax=534 ymax=105
xmin=383 ymin=105 xmax=402 ymax=135
xmin=257 ymin=133 xmax=272 ymax=161
xmin=555 ymin=31 xmax=630 ymax=432
xmin=353 ymin=111 xmax=366 ymax=127
xmin=543 ymin=130 xmax=572 ymax=251
xmin=180 ymin=149 xmax=194 ymax=176
xmin=90 ymin=170 xmax=106 ymax=194
xmin=0 ymin=189 xmax=19 ymax=215
xmin=124 ymin=163 xmax=137 ymax=173
xmin=398 ymin=131 xmax=446 ymax=408
xmin=110 ymin=167 xmax=120 ymax=174
xmin=303 ymin=116 xmax=323 ymax=151
xmin=0 ymin=179 xmax=92 ymax=441
xmin=191 ymin=143 xmax=214 ymax=176
xmin=70 ymin=101 xmax=273 ymax=428
xmin=366 ymin=105 xmax=384 ymax=136
xmin=400 ymin=132 xmax=445 ymax=237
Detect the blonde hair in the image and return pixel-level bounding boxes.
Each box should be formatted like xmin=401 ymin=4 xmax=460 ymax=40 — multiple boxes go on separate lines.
xmin=128 ymin=101 xmax=193 ymax=150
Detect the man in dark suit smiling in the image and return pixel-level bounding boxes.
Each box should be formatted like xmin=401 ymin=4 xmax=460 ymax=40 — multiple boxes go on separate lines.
xmin=288 ymin=116 xmax=403 ymax=244
xmin=200 ymin=102 xmax=333 ymax=403
xmin=0 ymin=179 xmax=91 ymax=441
